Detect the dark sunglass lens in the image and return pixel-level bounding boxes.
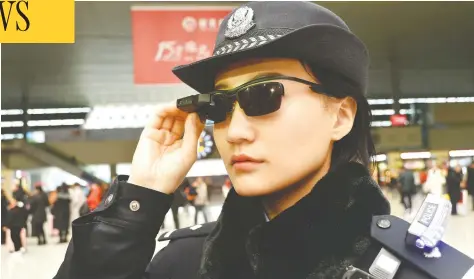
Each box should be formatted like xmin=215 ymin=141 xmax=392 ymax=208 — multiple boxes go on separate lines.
xmin=238 ymin=82 xmax=284 ymax=117
xmin=206 ymin=94 xmax=234 ymax=123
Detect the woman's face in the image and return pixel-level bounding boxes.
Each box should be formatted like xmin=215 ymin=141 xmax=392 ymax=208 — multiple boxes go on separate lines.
xmin=213 ymin=58 xmax=355 ymax=196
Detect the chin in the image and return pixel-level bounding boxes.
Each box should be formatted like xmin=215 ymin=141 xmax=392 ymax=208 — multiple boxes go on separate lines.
xmin=231 ymin=173 xmax=280 ymax=197
xmin=233 ymin=186 xmax=269 ymax=197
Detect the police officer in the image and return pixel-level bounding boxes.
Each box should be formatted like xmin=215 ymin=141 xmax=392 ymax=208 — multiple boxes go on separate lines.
xmin=54 ymin=2 xmax=472 ymax=279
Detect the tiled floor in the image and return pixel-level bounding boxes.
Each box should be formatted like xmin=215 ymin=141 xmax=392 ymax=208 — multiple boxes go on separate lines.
xmin=2 ymin=193 xmax=473 ymax=279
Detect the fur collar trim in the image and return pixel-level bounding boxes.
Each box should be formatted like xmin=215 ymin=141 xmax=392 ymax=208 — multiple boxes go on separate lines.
xmin=199 ymin=162 xmax=390 ymax=279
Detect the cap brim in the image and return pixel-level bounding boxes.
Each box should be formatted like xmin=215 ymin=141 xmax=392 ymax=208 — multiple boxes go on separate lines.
xmin=172 ymin=24 xmax=369 ymax=94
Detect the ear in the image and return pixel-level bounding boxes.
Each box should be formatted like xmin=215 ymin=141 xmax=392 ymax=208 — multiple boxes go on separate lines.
xmin=331 ymin=97 xmax=357 ymax=141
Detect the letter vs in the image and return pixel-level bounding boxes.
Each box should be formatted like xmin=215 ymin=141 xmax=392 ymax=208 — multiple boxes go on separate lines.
xmin=0 ymin=0 xmax=30 ymax=32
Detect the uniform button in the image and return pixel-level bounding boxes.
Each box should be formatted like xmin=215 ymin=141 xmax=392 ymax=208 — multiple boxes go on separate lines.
xmin=129 ymin=200 xmax=140 ymax=212
xmin=105 ymin=194 xmax=114 ymax=205
xmin=377 ymin=219 xmax=391 ymax=229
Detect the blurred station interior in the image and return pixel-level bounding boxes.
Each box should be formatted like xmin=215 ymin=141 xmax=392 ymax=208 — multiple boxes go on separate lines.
xmin=1 ymin=2 xmax=474 ymax=278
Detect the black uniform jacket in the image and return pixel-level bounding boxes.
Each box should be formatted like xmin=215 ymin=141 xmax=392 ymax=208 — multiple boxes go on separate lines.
xmin=53 ymin=163 xmax=433 ymax=279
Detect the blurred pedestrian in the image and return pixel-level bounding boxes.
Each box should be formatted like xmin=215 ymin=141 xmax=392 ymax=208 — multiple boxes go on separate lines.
xmin=424 ymin=162 xmax=446 ymax=196
xmin=447 ymin=165 xmax=463 ymax=215
xmin=192 ymin=177 xmax=209 ymax=224
xmin=184 ymin=180 xmax=198 ymax=205
xmin=69 ymin=182 xmax=86 ymax=222
xmin=87 ymin=183 xmax=103 ymax=212
xmin=29 ymin=183 xmax=50 ymax=245
xmin=52 ymin=183 xmax=71 ymax=243
xmin=12 ymin=181 xmax=30 ymax=203
xmin=466 ymin=161 xmax=474 ymax=211
xmin=5 ymin=197 xmax=29 ymax=253
xmin=1 ymin=189 xmax=9 ymax=245
xmin=398 ymin=166 xmax=416 ymax=214
xmin=12 ymin=181 xmax=29 ymax=252
xmin=170 ymin=179 xmax=189 ymax=229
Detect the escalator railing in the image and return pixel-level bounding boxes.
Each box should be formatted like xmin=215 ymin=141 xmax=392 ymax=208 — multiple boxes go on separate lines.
xmin=20 ymin=141 xmax=104 ymax=184
xmin=34 ymin=143 xmax=84 ymax=167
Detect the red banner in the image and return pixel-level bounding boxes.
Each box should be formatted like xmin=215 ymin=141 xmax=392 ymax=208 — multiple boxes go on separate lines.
xmin=131 ymin=7 xmax=233 ymax=84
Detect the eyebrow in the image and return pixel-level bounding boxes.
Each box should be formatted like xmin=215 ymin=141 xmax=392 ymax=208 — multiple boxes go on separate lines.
xmin=215 ymin=72 xmax=284 ymax=90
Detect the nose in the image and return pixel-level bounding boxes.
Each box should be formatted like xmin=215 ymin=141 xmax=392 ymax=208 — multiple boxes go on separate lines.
xmin=226 ymin=103 xmax=255 ymax=144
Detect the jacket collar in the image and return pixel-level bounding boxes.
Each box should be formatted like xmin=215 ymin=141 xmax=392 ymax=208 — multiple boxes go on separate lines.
xmin=198 ymin=162 xmax=390 ymax=279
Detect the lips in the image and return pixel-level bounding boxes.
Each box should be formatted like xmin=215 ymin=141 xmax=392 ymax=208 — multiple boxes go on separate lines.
xmin=230 ymin=154 xmax=264 ymax=165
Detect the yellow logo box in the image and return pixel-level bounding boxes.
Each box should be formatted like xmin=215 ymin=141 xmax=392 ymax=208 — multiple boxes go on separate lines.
xmin=0 ymin=0 xmax=74 ymax=43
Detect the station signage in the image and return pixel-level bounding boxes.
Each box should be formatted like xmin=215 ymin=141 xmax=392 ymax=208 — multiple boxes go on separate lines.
xmin=390 ymin=114 xmax=408 ymax=127
xmin=131 ymin=6 xmax=233 ymax=84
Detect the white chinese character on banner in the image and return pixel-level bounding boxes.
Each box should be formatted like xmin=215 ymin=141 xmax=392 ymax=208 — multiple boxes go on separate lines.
xmin=218 ymin=18 xmax=224 ymax=27
xmin=195 ymin=44 xmax=212 ymax=60
xmin=155 ymin=41 xmax=183 ymax=62
xmin=208 ymin=18 xmax=217 ymax=30
xmin=184 ymin=41 xmax=198 ymax=62
xmin=198 ymin=18 xmax=208 ymax=31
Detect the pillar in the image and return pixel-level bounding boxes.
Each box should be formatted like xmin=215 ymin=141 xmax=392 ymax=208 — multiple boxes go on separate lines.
xmin=388 ymin=40 xmax=401 ymax=115
xmin=110 ymin=164 xmax=117 ymax=181
xmin=21 ymin=78 xmax=29 ymax=140
xmin=420 ymin=103 xmax=430 ymax=149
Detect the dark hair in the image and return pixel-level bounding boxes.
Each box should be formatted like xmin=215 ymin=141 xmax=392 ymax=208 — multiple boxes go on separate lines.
xmin=303 ymin=62 xmax=376 ymax=170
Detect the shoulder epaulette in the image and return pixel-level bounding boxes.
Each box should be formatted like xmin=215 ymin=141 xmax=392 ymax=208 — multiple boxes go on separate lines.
xmin=158 ymin=221 xmax=217 ymax=242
